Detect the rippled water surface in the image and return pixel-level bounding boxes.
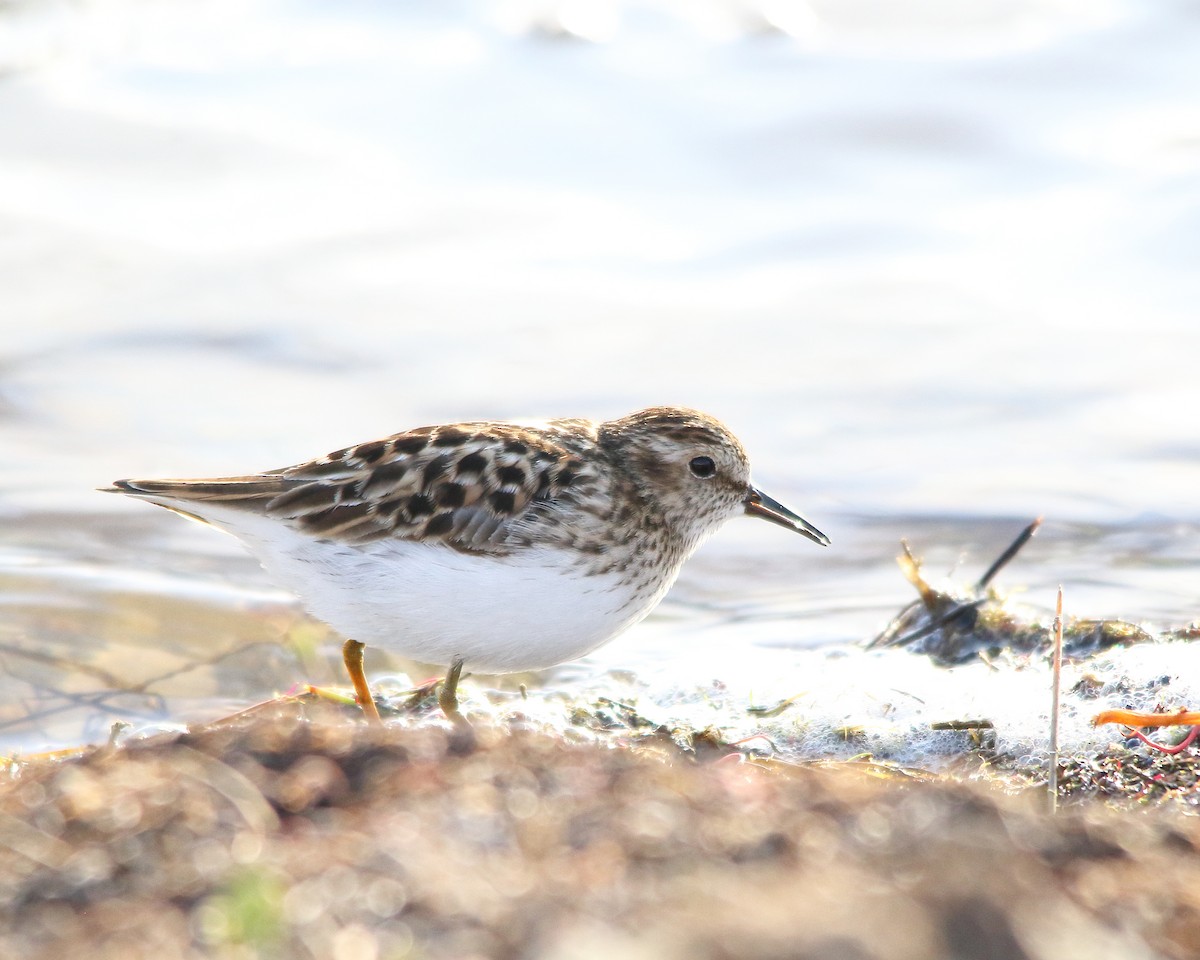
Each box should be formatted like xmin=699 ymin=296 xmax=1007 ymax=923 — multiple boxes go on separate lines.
xmin=2 ymin=0 xmax=1198 ymax=755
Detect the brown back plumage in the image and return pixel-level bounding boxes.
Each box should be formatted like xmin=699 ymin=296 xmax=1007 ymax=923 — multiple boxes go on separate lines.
xmin=109 ymin=419 xmax=605 ymax=554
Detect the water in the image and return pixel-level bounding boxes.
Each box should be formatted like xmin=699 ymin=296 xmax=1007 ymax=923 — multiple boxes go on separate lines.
xmin=2 ymin=0 xmax=1199 ymax=759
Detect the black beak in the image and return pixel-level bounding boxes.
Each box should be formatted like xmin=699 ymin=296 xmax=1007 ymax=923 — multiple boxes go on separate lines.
xmin=744 ymin=486 xmax=830 ymax=546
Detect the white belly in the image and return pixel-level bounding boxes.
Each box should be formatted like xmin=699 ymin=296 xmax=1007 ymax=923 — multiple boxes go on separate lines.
xmin=206 ymin=512 xmax=671 ymax=673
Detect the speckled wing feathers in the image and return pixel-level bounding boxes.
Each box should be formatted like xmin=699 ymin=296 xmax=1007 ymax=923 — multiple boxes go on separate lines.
xmin=115 ymin=420 xmax=605 ymax=554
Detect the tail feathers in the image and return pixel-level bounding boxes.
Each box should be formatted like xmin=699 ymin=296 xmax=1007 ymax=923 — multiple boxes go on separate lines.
xmin=104 ymin=476 xmax=292 ymax=508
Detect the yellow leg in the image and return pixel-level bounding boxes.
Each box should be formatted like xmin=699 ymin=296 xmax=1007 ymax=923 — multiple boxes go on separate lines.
xmin=342 ymin=639 xmax=383 ymax=725
xmin=438 ymin=656 xmax=471 ymax=730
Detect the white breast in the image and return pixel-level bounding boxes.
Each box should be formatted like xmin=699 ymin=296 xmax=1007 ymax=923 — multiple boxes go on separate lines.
xmin=193 ymin=508 xmax=672 ymax=673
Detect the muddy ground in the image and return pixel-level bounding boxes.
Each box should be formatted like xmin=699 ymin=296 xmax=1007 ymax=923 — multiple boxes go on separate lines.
xmin=2 ymin=702 xmax=1198 ymax=960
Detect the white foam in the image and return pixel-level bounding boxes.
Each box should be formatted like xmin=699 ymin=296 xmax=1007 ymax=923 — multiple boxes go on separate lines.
xmin=558 ymin=623 xmax=1200 ymax=770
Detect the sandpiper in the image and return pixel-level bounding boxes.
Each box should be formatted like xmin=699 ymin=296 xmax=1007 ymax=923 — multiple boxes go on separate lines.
xmin=107 ymin=406 xmax=828 ymax=725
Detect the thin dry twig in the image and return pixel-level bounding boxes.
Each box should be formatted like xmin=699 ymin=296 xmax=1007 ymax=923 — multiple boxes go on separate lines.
xmin=930 ymin=719 xmax=994 ymax=731
xmin=872 ymin=598 xmax=987 ymax=649
xmin=977 ymin=517 xmax=1043 ymax=591
xmin=1049 ymin=585 xmax=1064 ymax=814
xmin=0 ymin=638 xmax=290 ymax=734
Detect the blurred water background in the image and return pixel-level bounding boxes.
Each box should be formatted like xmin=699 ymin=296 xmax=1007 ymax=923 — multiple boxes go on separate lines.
xmin=1 ymin=0 xmax=1198 ymax=759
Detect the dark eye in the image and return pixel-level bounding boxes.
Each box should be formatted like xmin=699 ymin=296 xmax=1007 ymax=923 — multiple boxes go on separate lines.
xmin=689 ymin=455 xmax=716 ymax=479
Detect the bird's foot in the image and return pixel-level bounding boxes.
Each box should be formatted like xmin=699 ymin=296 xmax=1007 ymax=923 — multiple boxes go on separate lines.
xmin=438 ymin=656 xmax=472 ymax=732
xmin=341 ymin=638 xmax=383 ymax=725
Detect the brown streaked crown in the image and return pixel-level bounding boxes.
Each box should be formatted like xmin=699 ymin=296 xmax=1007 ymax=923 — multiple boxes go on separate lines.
xmin=599 ymin=407 xmax=754 ymax=549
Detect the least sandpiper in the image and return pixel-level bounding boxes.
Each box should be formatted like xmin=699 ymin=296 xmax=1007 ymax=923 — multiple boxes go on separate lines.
xmin=107 ymin=406 xmax=828 ymax=725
